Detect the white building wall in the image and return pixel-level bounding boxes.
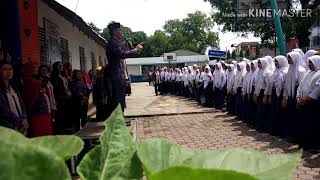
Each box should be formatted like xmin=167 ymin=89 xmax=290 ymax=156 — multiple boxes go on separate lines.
xmin=127 ymin=65 xmax=141 ymax=75
xmin=38 ymin=0 xmax=106 ymax=71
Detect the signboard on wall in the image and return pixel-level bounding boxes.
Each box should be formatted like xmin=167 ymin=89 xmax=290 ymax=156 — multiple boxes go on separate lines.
xmin=45 ymin=18 xmax=61 ymax=64
xmin=163 ymin=53 xmax=177 ymax=61
xmin=208 ymin=50 xmax=226 ymax=59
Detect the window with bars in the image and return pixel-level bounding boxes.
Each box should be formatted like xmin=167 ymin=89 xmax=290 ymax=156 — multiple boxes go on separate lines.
xmin=60 ymin=37 xmax=70 ymax=64
xmin=79 ymin=46 xmax=86 ymax=71
xmin=91 ymin=51 xmax=96 ymax=70
xmin=39 ymin=27 xmax=47 ymax=64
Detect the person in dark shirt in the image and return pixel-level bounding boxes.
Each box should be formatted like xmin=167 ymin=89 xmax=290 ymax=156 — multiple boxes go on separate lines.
xmin=105 ymin=22 xmax=143 ymax=112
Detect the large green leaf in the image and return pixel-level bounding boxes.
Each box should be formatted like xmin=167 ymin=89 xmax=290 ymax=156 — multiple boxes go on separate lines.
xmin=77 ymin=105 xmax=143 ymax=180
xmin=0 ymin=127 xmax=83 ymax=161
xmin=77 ymin=145 xmax=104 ymax=180
xmin=0 ymin=140 xmax=71 ymax=180
xmin=137 ymin=139 xmax=195 ymax=176
xmin=29 ymin=135 xmax=84 ymax=160
xmin=0 ymin=126 xmax=27 ymax=143
xmin=183 ymin=149 xmax=302 ymax=180
xmin=137 ymin=139 xmax=302 ymax=180
xmin=149 ymin=166 xmax=257 ymax=180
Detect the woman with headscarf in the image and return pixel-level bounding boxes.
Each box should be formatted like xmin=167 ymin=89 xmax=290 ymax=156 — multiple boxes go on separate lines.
xmin=93 ymin=66 xmax=112 ymax=121
xmin=269 ymin=56 xmax=288 ymax=136
xmin=282 ymin=51 xmax=306 ymax=140
xmin=70 ymin=70 xmax=90 ymax=131
xmin=50 ymin=61 xmax=72 ymax=134
xmin=226 ymin=64 xmax=237 ymax=114
xmin=24 ymin=62 xmax=55 ymax=137
xmin=63 ymin=63 xmax=72 ymax=82
xmin=254 ymin=58 xmax=272 ymax=132
xmin=0 ymin=61 xmax=28 ymax=134
xmin=194 ymin=68 xmax=201 ymax=102
xmin=159 ymin=68 xmax=165 ymax=95
xmin=242 ymin=60 xmax=253 ymax=122
xmin=182 ymin=67 xmax=189 ymax=97
xmin=296 ymin=55 xmax=320 ymax=149
xmin=213 ymin=63 xmax=226 ymax=109
xmin=262 ymin=56 xmax=276 ymax=132
xmin=247 ymin=60 xmax=258 ymax=127
xmin=233 ymin=62 xmax=246 ymax=118
xmin=202 ymin=66 xmax=213 ymax=107
xmin=175 ymin=69 xmax=182 ymax=96
xmin=302 ymin=50 xmax=318 ymax=70
xmin=187 ymin=67 xmax=195 ymax=98
xmin=164 ymin=68 xmax=170 ymax=94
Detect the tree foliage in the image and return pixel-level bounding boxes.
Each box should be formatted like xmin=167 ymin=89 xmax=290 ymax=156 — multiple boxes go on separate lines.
xmin=97 ymin=11 xmax=219 ymax=57
xmin=88 ymin=22 xmax=101 ymax=34
xmin=204 ymin=0 xmax=319 ymax=48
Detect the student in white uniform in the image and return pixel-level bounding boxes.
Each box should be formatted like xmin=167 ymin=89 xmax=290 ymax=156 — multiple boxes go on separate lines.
xmin=233 ymin=61 xmax=247 ymax=118
xmin=296 ymin=55 xmax=320 ymax=149
xmin=226 ymin=64 xmax=236 ymax=114
xmin=187 ymin=67 xmax=195 ymax=98
xmin=242 ymin=60 xmax=253 ymax=122
xmin=282 ymin=51 xmax=306 ymax=140
xmin=254 ymin=58 xmax=272 ymax=132
xmin=202 ymin=66 xmax=213 ymax=107
xmin=269 ymin=55 xmax=288 ymax=136
xmin=213 ymin=63 xmax=226 ymax=109
xmin=175 ymin=69 xmax=183 ymax=96
xmin=247 ymin=60 xmax=258 ymax=126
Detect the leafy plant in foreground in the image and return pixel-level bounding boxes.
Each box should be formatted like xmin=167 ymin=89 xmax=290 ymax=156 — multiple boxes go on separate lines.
xmin=78 ymin=105 xmax=302 ymax=180
xmin=0 ymin=127 xmax=84 ymax=180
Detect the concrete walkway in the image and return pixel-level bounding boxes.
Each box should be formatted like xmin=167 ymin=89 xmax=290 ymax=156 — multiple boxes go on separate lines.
xmin=125 ymin=83 xmax=214 ymax=117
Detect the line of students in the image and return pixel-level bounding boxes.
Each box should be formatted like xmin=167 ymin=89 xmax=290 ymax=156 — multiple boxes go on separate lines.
xmin=153 ymin=49 xmax=320 ymax=150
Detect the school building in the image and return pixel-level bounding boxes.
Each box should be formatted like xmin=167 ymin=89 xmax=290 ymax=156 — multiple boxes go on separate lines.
xmin=126 ymin=50 xmax=209 ymax=75
xmin=1 ymin=0 xmax=107 ymax=71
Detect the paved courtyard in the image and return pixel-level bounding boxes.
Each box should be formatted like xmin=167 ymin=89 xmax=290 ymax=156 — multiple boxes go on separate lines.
xmin=127 ymin=83 xmax=320 ymax=180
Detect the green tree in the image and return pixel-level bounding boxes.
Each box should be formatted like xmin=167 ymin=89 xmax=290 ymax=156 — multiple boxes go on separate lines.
xmin=231 ymin=50 xmax=236 ymax=59
xmin=88 ymin=22 xmax=101 ymax=34
xmin=163 ymin=11 xmax=219 ymax=53
xmin=148 ymin=30 xmax=169 ymax=56
xmin=227 ymin=50 xmax=231 ymax=59
xmin=204 ymin=0 xmax=319 ymax=47
xmin=240 ymin=50 xmax=244 ymax=58
xmin=245 ymin=49 xmax=250 ymax=58
xmin=256 ymin=44 xmax=261 ymax=58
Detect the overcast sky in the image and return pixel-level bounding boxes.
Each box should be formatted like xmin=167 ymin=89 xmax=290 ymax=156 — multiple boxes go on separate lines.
xmin=56 ymin=0 xmax=260 ymax=51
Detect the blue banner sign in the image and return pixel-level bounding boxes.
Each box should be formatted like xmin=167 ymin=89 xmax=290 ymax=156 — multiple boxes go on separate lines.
xmin=208 ymin=50 xmax=226 ymax=58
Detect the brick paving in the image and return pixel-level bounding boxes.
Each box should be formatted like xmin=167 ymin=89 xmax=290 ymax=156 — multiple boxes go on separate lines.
xmin=137 ymin=112 xmax=320 ymax=180
xmin=126 ymin=83 xmax=320 ymax=179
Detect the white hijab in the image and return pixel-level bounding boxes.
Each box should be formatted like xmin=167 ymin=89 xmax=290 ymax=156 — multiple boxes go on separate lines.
xmin=243 ymin=61 xmax=253 ymax=94
xmin=255 ymin=58 xmax=271 ymax=95
xmin=187 ymin=66 xmax=195 ymax=83
xmin=272 ymin=55 xmax=289 ymax=97
xmin=227 ymin=64 xmax=237 ymax=93
xmin=213 ymin=63 xmax=226 ymax=88
xmin=248 ymin=60 xmax=258 ymax=93
xmin=183 ymin=67 xmax=189 ymax=86
xmin=176 ymin=69 xmax=182 ymax=81
xmin=309 ymin=55 xmax=320 ymax=99
xmin=285 ymin=51 xmax=306 ymax=97
xmin=265 ymin=56 xmax=276 ymax=72
xmin=303 ymin=50 xmax=318 ymax=69
xmin=298 ymin=55 xmax=320 ymax=98
xmin=203 ymin=66 xmax=212 ymax=89
xmin=292 ymin=48 xmax=305 ymax=57
xmin=233 ymin=61 xmax=246 ymax=90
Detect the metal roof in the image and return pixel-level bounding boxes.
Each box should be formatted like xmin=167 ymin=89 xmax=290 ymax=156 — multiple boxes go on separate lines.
xmin=126 ymin=55 xmax=209 ymax=65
